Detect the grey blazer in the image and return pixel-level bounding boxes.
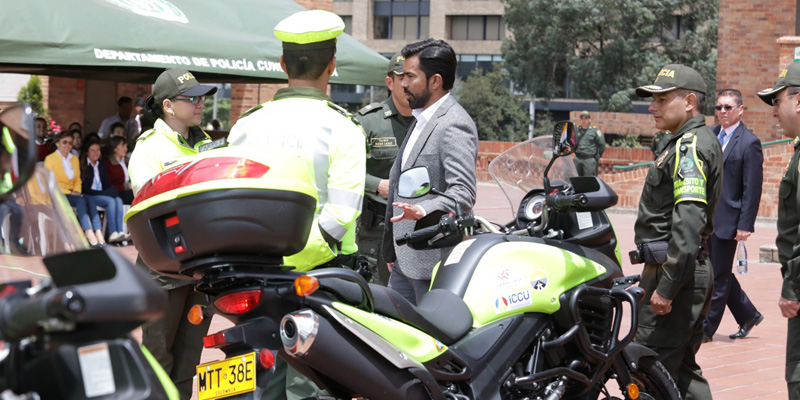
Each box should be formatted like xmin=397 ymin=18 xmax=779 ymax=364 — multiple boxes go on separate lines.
xmin=382 ymin=94 xmax=478 ymax=280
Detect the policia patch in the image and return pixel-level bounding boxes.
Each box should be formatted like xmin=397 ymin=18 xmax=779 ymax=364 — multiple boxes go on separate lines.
xmin=672 ymin=133 xmax=707 ymax=204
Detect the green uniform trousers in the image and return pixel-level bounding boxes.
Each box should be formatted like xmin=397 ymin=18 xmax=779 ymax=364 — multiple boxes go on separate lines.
xmin=263 ymin=357 xmax=328 ymax=400
xmin=574 ymin=157 xmax=598 ymax=176
xmin=357 ymin=216 xmax=389 ymax=285
xmin=788 ymin=315 xmax=800 ymax=399
xmin=635 ymin=260 xmax=713 ymax=400
xmin=141 ymin=285 xmax=212 ymax=400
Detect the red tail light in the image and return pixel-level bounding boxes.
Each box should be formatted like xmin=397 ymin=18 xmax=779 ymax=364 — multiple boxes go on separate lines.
xmin=203 ymin=332 xmax=227 ymax=348
xmin=214 ymin=289 xmax=262 ymax=315
xmin=258 ymin=349 xmax=275 ymax=369
xmin=132 ymin=157 xmax=270 ymax=207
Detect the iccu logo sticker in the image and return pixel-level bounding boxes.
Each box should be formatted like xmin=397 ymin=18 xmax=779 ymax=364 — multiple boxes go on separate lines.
xmin=494 ymin=290 xmax=533 ymax=314
xmin=106 ymin=0 xmax=189 ymax=24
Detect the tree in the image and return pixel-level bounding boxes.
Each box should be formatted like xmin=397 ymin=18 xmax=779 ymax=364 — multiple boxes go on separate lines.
xmin=17 ymin=75 xmax=45 ymax=115
xmin=501 ymin=0 xmax=718 ymax=112
xmin=458 ymin=66 xmax=529 ymax=142
xmin=202 ymin=97 xmax=231 ymax=130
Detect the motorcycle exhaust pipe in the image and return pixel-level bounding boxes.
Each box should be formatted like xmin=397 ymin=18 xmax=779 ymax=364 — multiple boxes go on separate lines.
xmin=280 ymin=309 xmax=428 ymax=400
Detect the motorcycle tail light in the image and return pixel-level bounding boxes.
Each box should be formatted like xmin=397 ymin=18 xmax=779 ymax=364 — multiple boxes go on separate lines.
xmin=187 ymin=304 xmax=205 ymax=325
xmin=627 ymin=383 xmax=640 ymax=399
xmin=258 ymin=349 xmax=275 ymax=369
xmin=214 ymin=289 xmax=262 ymax=315
xmin=294 ymin=276 xmax=319 ymax=297
xmin=203 ymin=332 xmax=227 ymax=348
xmin=132 ymin=157 xmax=270 ymax=207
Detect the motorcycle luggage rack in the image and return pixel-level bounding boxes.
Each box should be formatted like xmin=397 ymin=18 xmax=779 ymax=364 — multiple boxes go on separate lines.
xmin=187 ymin=256 xmax=299 ymax=295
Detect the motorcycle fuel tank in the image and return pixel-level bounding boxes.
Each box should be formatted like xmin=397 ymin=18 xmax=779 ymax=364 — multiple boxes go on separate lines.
xmin=432 ymin=235 xmax=607 ymax=327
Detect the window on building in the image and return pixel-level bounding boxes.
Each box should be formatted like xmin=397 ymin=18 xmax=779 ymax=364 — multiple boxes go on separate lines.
xmin=449 ymin=16 xmax=504 ymax=41
xmin=455 ymin=54 xmax=503 ymax=80
xmin=342 ymin=15 xmax=352 ymax=35
xmin=373 ymin=0 xmax=430 ymax=39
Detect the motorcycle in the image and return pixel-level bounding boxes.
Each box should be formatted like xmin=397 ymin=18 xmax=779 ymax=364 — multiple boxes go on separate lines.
xmin=0 ymin=105 xmax=176 ymax=400
xmin=126 ymin=121 xmax=680 ymax=400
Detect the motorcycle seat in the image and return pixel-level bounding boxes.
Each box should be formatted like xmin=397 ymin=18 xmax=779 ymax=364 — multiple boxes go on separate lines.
xmin=319 ymin=279 xmax=473 ymax=345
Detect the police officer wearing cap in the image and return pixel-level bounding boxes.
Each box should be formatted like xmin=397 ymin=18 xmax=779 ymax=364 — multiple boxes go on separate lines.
xmin=354 ymin=52 xmax=414 ymax=285
xmin=631 ymin=64 xmax=721 ymax=400
xmin=127 ymin=68 xmax=218 ymax=399
xmin=757 ymin=61 xmax=800 ymax=400
xmin=226 ymin=10 xmax=365 ymax=400
xmin=573 ymin=110 xmax=605 ymax=176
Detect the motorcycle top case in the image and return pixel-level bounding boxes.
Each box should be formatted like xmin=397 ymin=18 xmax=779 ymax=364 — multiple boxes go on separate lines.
xmin=125 ymin=147 xmax=318 ymax=278
xmin=432 ymin=235 xmax=607 ymax=327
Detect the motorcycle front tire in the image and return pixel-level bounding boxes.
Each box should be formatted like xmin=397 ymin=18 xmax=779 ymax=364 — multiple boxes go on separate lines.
xmin=590 ymin=356 xmax=681 ymax=400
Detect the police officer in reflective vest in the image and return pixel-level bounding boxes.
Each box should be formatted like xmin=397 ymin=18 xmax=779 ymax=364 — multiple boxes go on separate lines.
xmin=226 ymin=10 xmax=366 ymax=400
xmin=128 ymin=68 xmax=219 ymax=399
xmin=757 ymin=61 xmax=800 ymax=400
xmin=354 ymin=52 xmax=414 ymax=285
xmin=573 ymin=110 xmax=605 ymax=176
xmin=631 ymin=64 xmax=722 ymax=400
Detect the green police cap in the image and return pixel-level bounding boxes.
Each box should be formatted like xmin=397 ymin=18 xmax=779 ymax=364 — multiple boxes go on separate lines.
xmin=388 ymin=52 xmax=405 ymax=75
xmin=636 ymin=64 xmax=707 ymax=97
xmin=757 ymin=62 xmax=800 ymax=105
xmin=579 ymin=110 xmax=590 ymax=118
xmin=274 ymin=10 xmax=345 ymax=51
xmin=146 ymin=68 xmax=217 ymax=109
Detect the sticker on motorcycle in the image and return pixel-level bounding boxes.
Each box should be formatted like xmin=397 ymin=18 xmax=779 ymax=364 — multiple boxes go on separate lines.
xmin=576 ymin=212 xmax=593 ymax=230
xmin=494 ymin=289 xmax=533 ymax=313
xmin=444 ymin=239 xmax=475 ymax=266
xmin=496 ymin=268 xmax=524 ymax=289
xmin=530 ymin=271 xmax=548 ymax=291
xmin=78 ymin=343 xmax=116 ymax=398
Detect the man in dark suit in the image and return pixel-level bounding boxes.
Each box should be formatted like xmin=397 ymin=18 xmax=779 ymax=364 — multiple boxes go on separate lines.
xmin=382 ymin=39 xmax=478 ymax=304
xmin=703 ymin=88 xmax=764 ymax=342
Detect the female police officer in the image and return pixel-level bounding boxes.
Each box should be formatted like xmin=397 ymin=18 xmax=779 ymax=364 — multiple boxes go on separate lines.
xmin=128 ymin=68 xmax=217 ymax=399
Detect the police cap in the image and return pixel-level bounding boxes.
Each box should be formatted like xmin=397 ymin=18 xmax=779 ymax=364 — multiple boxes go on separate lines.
xmin=757 ymin=61 xmax=800 ymax=105
xmin=388 ymin=52 xmax=405 ymax=75
xmin=579 ymin=110 xmax=590 ymax=118
xmin=274 ymin=10 xmax=345 ymax=51
xmin=636 ymin=64 xmax=707 ymax=98
xmin=146 ymin=68 xmax=217 ymax=109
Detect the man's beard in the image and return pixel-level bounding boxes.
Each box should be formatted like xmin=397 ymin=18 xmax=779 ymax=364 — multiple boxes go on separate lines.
xmin=406 ymin=86 xmax=432 ymax=110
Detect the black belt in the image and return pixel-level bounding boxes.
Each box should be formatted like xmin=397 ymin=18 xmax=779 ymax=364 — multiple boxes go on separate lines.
xmin=366 ymin=200 xmax=387 ymax=219
xmin=575 ymin=152 xmax=595 ymax=159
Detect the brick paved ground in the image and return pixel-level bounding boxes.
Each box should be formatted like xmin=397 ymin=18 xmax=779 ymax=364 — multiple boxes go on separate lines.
xmin=0 ymin=182 xmax=789 ymax=399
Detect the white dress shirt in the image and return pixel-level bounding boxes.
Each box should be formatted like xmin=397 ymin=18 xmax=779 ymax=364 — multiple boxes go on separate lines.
xmin=720 ymin=121 xmax=740 ymax=152
xmin=402 ymin=92 xmax=451 ymax=170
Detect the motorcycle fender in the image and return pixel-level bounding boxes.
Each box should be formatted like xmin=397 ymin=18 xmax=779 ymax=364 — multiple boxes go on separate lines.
xmin=621 ymin=342 xmax=658 ymax=371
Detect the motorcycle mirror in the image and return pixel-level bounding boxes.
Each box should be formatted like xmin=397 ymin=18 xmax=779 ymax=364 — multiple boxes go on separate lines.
xmin=0 ymin=104 xmax=37 ymax=200
xmin=552 ymin=120 xmax=577 ymax=157
xmin=397 ymin=166 xmax=432 ymax=199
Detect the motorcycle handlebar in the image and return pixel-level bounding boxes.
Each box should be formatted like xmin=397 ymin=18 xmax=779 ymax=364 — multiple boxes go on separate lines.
xmin=396 ymin=223 xmax=441 ymax=247
xmin=546 ymin=192 xmax=588 ymax=211
xmin=0 ymin=288 xmax=85 ymax=341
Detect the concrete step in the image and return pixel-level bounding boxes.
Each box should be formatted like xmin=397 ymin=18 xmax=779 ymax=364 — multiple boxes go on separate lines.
xmin=759 ymin=244 xmax=779 ymax=263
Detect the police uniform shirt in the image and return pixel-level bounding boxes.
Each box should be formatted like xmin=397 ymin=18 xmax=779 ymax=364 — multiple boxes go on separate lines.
xmin=777 ymin=138 xmax=800 ymax=301
xmin=355 ymin=97 xmax=413 ymax=205
xmin=575 ymin=125 xmax=605 ymax=157
xmin=634 ymin=115 xmax=723 ymax=299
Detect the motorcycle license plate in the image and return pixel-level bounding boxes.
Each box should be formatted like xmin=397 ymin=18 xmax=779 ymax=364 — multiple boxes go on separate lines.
xmin=196 ymin=352 xmax=256 ymax=400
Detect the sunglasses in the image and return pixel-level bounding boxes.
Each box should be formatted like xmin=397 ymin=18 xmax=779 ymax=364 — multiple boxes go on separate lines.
xmin=772 ymin=92 xmax=798 ymax=108
xmin=713 ymin=104 xmax=742 ymax=111
xmin=170 ymin=95 xmax=206 ymax=105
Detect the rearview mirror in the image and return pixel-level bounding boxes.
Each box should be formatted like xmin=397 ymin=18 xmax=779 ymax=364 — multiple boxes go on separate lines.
xmin=553 ymin=121 xmax=577 ymax=157
xmin=397 ymin=167 xmax=432 ymax=199
xmin=0 ymin=104 xmax=37 ymax=199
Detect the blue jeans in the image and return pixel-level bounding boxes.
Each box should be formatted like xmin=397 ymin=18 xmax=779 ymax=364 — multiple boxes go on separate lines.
xmin=88 ymin=195 xmax=123 ymax=234
xmin=66 ymin=194 xmax=101 ymax=231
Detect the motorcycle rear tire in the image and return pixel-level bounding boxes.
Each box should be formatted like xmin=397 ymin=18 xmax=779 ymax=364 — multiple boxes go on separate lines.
xmin=591 ymin=356 xmax=681 ymax=400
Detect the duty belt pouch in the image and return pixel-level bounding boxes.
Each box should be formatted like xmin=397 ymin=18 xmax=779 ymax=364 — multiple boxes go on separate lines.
xmin=361 ymin=200 xmax=375 ymax=229
xmin=640 ymin=241 xmax=669 ymax=265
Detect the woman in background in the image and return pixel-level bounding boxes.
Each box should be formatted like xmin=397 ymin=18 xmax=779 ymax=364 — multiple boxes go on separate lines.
xmin=82 ymin=140 xmax=127 ymax=243
xmin=105 ymin=136 xmax=134 ymax=204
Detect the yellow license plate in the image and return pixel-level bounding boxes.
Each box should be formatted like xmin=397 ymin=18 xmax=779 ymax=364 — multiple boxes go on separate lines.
xmin=196 ymin=352 xmax=256 ymax=400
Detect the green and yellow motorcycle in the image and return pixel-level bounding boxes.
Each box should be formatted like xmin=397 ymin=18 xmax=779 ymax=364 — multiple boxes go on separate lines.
xmin=126 ymin=121 xmax=679 ymax=400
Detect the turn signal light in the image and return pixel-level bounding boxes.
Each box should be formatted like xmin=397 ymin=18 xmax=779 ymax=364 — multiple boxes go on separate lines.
xmin=214 ymin=289 xmax=262 ymax=315
xmin=258 ymin=349 xmax=275 ymax=369
xmin=187 ymin=304 xmax=205 ymax=325
xmin=627 ymin=383 xmax=640 ymax=399
xmin=203 ymin=332 xmax=227 ymax=348
xmin=294 ymin=276 xmax=319 ymax=297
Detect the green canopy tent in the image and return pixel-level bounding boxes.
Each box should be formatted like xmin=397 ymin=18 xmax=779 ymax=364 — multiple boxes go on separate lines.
xmin=0 ymin=0 xmax=388 ymax=85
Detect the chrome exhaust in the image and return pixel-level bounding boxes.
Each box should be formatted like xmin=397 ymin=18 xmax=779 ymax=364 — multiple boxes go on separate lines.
xmin=280 ymin=309 xmax=319 ymax=357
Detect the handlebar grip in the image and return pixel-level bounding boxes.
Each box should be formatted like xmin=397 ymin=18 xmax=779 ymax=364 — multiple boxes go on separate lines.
xmin=396 ymin=223 xmax=441 ymax=246
xmin=546 ymin=193 xmax=588 ymax=211
xmin=0 ymin=289 xmax=84 ymax=341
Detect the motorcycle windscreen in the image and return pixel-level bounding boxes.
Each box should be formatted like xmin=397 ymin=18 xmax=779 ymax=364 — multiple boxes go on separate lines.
xmin=0 ymin=165 xmax=88 ymax=283
xmin=488 ymin=136 xmax=578 ymax=218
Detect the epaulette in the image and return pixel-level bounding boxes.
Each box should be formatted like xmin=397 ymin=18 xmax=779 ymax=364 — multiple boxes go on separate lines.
xmin=358 ymin=102 xmax=382 ymax=116
xmin=326 ymin=101 xmax=362 ymax=128
xmin=137 ymin=128 xmax=156 ymax=142
xmin=239 ymin=104 xmax=264 ymax=120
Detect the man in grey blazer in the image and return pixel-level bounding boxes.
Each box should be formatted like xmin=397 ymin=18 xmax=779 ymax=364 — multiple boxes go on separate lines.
xmin=382 ymin=39 xmax=478 ymax=304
